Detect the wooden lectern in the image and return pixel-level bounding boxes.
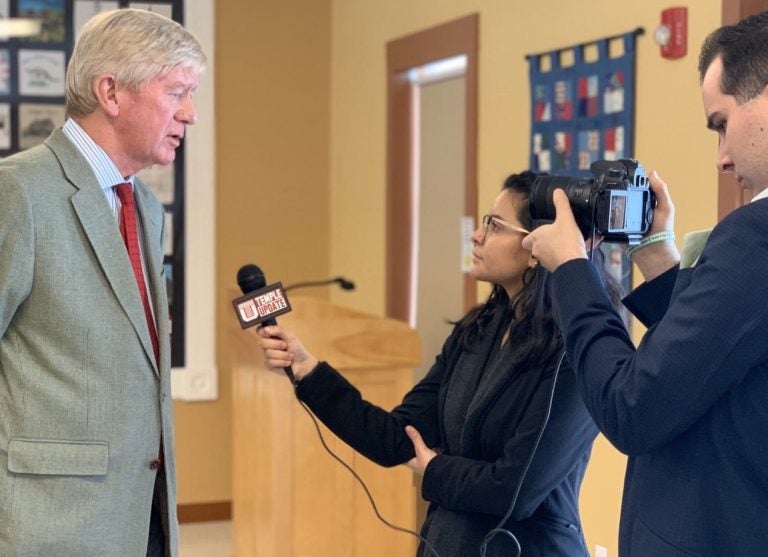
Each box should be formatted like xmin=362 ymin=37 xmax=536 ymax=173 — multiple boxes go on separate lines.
xmin=231 ymin=295 xmax=421 ymax=556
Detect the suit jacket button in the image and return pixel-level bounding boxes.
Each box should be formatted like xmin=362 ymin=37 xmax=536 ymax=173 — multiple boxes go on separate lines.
xmin=149 ymin=459 xmax=161 ymax=470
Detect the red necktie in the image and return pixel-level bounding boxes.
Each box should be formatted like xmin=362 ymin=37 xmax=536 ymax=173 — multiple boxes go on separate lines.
xmin=115 ymin=183 xmax=160 ymax=365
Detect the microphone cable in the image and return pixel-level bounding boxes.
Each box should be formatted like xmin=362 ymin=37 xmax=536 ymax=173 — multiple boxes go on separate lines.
xmin=589 ymin=200 xmax=600 ymax=262
xmin=293 ymin=393 xmax=443 ymax=557
xmin=478 ymin=350 xmax=566 ymax=557
xmin=285 ymin=277 xmax=355 ymax=292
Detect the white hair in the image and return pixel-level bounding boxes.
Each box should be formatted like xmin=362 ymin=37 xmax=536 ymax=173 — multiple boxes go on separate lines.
xmin=66 ymin=8 xmax=206 ymax=117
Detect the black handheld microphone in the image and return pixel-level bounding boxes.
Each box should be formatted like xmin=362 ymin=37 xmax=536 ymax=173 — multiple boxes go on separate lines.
xmin=235 ymin=264 xmax=298 ymax=386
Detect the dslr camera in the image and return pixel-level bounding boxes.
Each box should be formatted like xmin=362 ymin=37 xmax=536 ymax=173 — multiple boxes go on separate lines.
xmin=529 ymin=159 xmax=655 ymax=244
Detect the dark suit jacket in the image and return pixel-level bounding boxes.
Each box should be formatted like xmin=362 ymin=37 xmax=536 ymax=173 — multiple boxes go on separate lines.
xmin=551 ymin=199 xmax=768 ymax=556
xmin=297 ymin=309 xmax=598 ymax=557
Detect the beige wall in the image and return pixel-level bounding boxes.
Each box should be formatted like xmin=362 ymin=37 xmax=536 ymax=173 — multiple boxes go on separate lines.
xmin=179 ymin=1 xmax=724 ymax=553
xmin=173 ymin=0 xmax=332 ymax=505
xmin=329 ymin=0 xmax=721 ymax=316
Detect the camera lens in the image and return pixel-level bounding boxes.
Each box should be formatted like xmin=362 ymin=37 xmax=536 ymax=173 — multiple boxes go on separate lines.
xmin=529 ymin=175 xmax=596 ymax=237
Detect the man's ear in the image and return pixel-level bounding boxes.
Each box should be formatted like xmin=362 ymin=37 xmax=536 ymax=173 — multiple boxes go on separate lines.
xmin=93 ymin=74 xmax=119 ymax=117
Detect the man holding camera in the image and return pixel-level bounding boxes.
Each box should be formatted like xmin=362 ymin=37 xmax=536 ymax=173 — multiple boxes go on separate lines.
xmin=522 ymin=12 xmax=768 ymax=557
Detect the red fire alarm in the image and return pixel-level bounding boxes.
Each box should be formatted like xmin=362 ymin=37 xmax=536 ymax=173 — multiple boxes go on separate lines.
xmin=655 ymin=6 xmax=688 ymax=59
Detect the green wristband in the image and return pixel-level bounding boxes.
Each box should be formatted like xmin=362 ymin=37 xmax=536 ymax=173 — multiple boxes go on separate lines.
xmin=626 ymin=230 xmax=676 ymax=258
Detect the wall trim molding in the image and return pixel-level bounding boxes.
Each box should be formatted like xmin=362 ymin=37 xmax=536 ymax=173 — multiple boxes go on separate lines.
xmin=178 ymin=501 xmax=232 ymax=523
xmin=385 ymin=14 xmax=479 ymax=321
xmin=171 ymin=0 xmax=218 ymax=401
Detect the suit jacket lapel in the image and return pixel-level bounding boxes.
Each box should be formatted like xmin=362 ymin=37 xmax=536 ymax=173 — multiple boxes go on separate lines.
xmin=442 ymin=310 xmax=508 ymax=453
xmin=45 ymin=129 xmax=159 ymax=374
xmin=462 ymin=316 xmax=522 ymax=449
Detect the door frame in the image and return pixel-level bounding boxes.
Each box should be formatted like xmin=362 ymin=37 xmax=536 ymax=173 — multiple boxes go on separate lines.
xmin=385 ymin=14 xmax=479 ymax=321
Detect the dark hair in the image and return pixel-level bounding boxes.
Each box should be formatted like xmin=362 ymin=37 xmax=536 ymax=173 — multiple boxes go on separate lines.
xmin=454 ymin=171 xmax=622 ymax=368
xmin=699 ymin=11 xmax=768 ymax=103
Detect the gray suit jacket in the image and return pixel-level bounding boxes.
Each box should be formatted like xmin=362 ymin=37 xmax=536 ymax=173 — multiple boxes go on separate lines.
xmin=0 ymin=129 xmax=178 ymax=556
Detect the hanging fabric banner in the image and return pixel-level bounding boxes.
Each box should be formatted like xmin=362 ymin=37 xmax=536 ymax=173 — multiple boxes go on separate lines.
xmin=528 ymin=29 xmax=642 ymax=176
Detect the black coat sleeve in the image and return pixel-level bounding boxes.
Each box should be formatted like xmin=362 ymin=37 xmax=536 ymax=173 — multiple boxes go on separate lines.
xmin=294 ymin=326 xmax=461 ymax=467
xmin=621 ymin=264 xmax=678 ymax=327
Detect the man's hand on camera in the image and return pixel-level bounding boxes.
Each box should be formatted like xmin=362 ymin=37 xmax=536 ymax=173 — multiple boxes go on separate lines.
xmin=630 ymin=170 xmax=680 ymax=282
xmin=522 ymin=189 xmax=588 ymax=271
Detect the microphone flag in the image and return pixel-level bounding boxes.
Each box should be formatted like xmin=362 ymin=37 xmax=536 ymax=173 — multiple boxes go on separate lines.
xmin=232 ymin=282 xmax=292 ymax=329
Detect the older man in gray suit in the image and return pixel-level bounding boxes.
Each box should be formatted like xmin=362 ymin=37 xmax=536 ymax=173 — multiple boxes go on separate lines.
xmin=0 ymin=9 xmax=205 ymax=557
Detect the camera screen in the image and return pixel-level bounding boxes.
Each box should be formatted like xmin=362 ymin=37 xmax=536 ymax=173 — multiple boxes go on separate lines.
xmin=609 ymin=194 xmax=627 ymax=230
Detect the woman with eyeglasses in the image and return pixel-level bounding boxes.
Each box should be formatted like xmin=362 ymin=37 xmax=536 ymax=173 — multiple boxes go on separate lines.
xmin=257 ymin=171 xmax=616 ymax=557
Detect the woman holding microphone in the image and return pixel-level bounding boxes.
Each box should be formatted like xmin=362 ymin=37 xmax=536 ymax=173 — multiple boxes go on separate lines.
xmin=258 ymin=171 xmax=612 ymax=556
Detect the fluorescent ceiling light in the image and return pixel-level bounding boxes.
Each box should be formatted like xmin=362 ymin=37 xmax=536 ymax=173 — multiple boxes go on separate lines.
xmin=0 ymin=18 xmax=42 ymax=38
xmin=408 ymin=55 xmax=468 ymax=85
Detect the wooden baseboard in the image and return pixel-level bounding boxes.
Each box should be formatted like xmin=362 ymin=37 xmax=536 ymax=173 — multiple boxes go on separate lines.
xmin=177 ymin=501 xmax=232 ymax=523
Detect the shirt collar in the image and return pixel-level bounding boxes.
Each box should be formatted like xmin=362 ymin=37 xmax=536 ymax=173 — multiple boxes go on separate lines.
xmin=62 ymin=118 xmax=135 ymax=191
xmin=751 ymin=186 xmax=768 ymax=203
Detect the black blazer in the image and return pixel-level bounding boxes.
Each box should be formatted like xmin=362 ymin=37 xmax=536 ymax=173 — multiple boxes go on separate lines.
xmin=551 ymin=199 xmax=768 ymax=556
xmin=297 ymin=309 xmax=598 ymax=557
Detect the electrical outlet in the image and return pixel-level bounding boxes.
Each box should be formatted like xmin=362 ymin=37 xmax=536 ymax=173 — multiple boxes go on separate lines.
xmin=595 ymin=545 xmax=608 ymax=557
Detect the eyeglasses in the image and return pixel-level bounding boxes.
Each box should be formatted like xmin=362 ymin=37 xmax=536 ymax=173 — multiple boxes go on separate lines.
xmin=480 ymin=214 xmax=531 ymax=243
